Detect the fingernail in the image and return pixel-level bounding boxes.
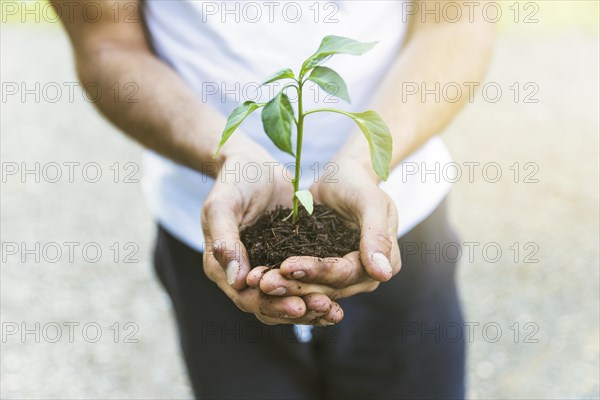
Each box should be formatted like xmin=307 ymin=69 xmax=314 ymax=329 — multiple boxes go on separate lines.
xmin=372 ymin=252 xmax=392 ymax=278
xmin=267 ymin=287 xmax=286 ymax=296
xmin=291 ymin=270 xmax=306 ymax=279
xmin=226 ymin=260 xmax=240 ymax=286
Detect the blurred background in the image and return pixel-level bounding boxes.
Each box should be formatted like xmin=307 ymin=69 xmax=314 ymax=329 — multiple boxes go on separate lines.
xmin=1 ymin=0 xmax=598 ymax=398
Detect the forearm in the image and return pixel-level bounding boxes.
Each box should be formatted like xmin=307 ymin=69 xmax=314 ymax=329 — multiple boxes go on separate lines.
xmin=335 ymin=15 xmax=494 ymax=180
xmin=75 ymin=45 xmax=263 ymax=175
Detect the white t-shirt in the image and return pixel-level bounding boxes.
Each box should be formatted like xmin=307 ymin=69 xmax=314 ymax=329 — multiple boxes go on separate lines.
xmin=142 ymin=1 xmax=453 ymax=252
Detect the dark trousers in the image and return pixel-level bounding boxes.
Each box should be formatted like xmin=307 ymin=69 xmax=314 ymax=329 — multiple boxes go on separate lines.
xmin=153 ymin=200 xmax=465 ymax=399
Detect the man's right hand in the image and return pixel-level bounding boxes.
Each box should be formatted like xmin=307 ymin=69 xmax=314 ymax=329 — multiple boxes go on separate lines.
xmin=201 ymin=147 xmax=344 ymax=325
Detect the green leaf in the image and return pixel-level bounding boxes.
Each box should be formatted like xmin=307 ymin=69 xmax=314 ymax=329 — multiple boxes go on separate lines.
xmin=301 ymin=35 xmax=377 ymax=75
xmin=295 ymin=190 xmax=314 ymax=215
xmin=262 ymin=68 xmax=295 ymax=85
xmin=307 ymin=66 xmax=351 ymax=103
xmin=261 ymin=92 xmax=295 ymax=156
xmin=346 ymin=111 xmax=392 ymax=181
xmin=213 ymin=101 xmax=260 ymax=157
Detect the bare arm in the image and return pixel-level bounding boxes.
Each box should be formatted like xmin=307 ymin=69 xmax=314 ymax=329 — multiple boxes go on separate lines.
xmin=335 ymin=2 xmax=495 ymax=179
xmin=50 ymin=0 xmax=263 ymax=175
xmin=52 ymin=0 xmax=344 ymax=324
xmin=299 ymin=4 xmax=495 ymax=284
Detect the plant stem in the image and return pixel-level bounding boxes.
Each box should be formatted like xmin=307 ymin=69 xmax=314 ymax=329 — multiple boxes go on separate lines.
xmin=292 ymin=80 xmax=305 ymax=223
xmin=303 ymin=107 xmax=353 ymax=118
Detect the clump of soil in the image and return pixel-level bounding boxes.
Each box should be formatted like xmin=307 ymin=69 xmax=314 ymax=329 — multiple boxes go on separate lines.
xmin=240 ymin=204 xmax=360 ymax=269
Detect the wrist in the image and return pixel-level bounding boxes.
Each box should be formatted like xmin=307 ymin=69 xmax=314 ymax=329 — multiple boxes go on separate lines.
xmin=221 ymin=143 xmax=273 ymax=164
xmin=212 ymin=137 xmax=274 ymax=176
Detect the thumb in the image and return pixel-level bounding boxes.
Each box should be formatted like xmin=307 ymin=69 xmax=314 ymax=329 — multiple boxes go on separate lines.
xmin=201 ymin=200 xmax=250 ymax=290
xmin=356 ymin=194 xmax=398 ymax=282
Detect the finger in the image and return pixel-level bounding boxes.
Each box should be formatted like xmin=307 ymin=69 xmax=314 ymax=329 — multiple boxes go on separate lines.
xmin=387 ymin=199 xmax=401 ymax=275
xmin=279 ymin=253 xmax=368 ymax=288
xmin=247 ymin=266 xmax=269 ymax=288
xmin=260 ymin=268 xmax=380 ymax=301
xmin=299 ymin=293 xmax=332 ymax=323
xmin=201 ymin=198 xmax=250 ymax=290
xmin=229 ymin=288 xmax=307 ymax=325
xmin=289 ymin=294 xmax=340 ymax=325
xmin=315 ymin=301 xmax=344 ymax=325
xmin=253 ymin=294 xmax=344 ymax=326
xmin=302 ymin=292 xmax=333 ymax=314
xmin=259 ymin=268 xmax=334 ymax=297
xmin=356 ymin=193 xmax=399 ymax=282
xmin=255 ymin=294 xmax=306 ymax=319
xmin=390 ymin=226 xmax=401 ymax=276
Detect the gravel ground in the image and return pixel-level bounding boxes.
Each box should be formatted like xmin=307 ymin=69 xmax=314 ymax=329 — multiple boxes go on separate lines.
xmin=1 ymin=23 xmax=598 ymax=399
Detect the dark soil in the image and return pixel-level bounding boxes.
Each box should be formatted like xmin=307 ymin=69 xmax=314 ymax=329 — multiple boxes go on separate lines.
xmin=240 ymin=204 xmax=360 ymax=269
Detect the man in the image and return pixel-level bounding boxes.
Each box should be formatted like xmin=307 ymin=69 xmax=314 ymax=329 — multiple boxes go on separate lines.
xmin=53 ymin=0 xmax=493 ymax=398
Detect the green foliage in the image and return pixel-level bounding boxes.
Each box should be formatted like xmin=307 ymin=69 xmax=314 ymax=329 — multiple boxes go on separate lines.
xmin=307 ymin=67 xmax=350 ymax=103
xmin=261 ymin=68 xmax=295 ymax=85
xmin=301 ymin=35 xmax=377 ymax=75
xmin=214 ymin=35 xmax=393 ymax=222
xmin=295 ymin=190 xmax=314 ymax=215
xmin=345 ymin=111 xmax=393 ymax=181
xmin=213 ymin=101 xmax=260 ymax=157
xmin=262 ymin=92 xmax=295 ymax=156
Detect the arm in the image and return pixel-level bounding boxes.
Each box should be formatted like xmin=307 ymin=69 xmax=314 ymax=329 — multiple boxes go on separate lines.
xmin=336 ymin=3 xmax=495 ymax=179
xmin=53 ymin=0 xmax=342 ymax=325
xmin=49 ymin=0 xmax=259 ymax=174
xmin=256 ymin=4 xmax=495 ymax=297
xmin=317 ymin=2 xmax=495 ymax=271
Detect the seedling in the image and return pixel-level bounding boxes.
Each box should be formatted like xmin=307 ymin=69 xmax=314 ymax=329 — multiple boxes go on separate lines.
xmin=214 ymin=35 xmax=393 ymax=223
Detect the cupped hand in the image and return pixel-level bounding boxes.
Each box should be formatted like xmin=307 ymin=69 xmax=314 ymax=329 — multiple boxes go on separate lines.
xmin=201 ymin=148 xmax=344 ymax=325
xmin=246 ymin=253 xmax=378 ymax=301
xmin=248 ymin=157 xmax=401 ymax=300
